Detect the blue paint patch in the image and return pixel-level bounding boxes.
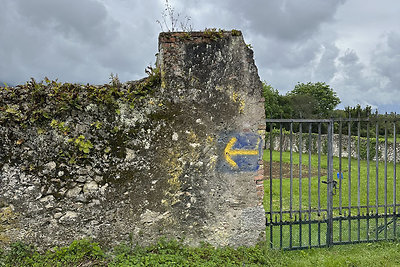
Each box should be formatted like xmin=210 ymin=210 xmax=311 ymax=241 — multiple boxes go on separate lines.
xmin=218 ymin=132 xmax=263 ymax=172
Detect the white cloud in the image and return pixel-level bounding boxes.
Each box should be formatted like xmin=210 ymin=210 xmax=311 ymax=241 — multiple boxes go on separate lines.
xmin=312 ymin=42 xmax=339 ymax=82
xmin=372 ymin=32 xmax=400 ymax=99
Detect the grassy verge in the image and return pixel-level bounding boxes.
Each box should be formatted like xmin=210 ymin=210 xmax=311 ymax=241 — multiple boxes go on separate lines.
xmin=2 ymin=238 xmax=400 ymax=266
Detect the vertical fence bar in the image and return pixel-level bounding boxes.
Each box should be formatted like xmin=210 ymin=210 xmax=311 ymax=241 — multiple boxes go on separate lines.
xmin=308 ymin=123 xmax=312 ymax=248
xmin=339 ymin=216 xmax=343 ymax=242
xmin=339 ymin=121 xmax=343 ymax=215
xmin=318 ymin=219 xmax=321 ymax=246
xmin=394 ymin=119 xmax=397 ymax=239
xmin=344 ymin=210 xmax=347 ymax=242
xmin=327 ymin=120 xmax=334 ymax=247
xmin=357 ymin=118 xmax=361 ymax=210
xmin=308 ymin=214 xmax=312 ymax=248
xmin=357 ymin=116 xmax=361 ymax=241
xmin=348 ymin=118 xmax=352 ymax=242
xmin=318 ymin=123 xmax=322 ymax=216
xmin=308 ymin=123 xmax=312 ymax=212
xmin=299 ymin=123 xmax=303 ymax=247
xmin=384 ymin=116 xmax=388 ymax=240
xmin=366 ymin=119 xmax=370 ymax=241
xmin=269 ymin=121 xmax=273 ymax=247
xmin=289 ymin=220 xmax=293 ymax=249
xmin=295 ymin=214 xmax=298 ymax=247
xmin=375 ymin=118 xmax=379 ymax=241
xmin=279 ymin=123 xmax=283 ymax=249
xmin=290 ymin=123 xmax=293 ymax=219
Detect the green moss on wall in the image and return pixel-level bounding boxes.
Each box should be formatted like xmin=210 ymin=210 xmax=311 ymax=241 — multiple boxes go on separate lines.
xmin=0 ymin=69 xmax=160 ymax=126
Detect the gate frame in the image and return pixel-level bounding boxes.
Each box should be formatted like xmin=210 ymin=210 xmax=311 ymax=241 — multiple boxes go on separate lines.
xmin=265 ymin=117 xmax=399 ymax=249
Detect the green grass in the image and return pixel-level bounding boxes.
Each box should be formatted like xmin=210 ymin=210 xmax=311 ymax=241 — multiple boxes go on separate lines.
xmin=386 ymin=134 xmax=400 ymax=143
xmin=264 ymin=149 xmax=400 ymax=214
xmin=275 ymin=241 xmax=400 ymax=267
xmin=3 ymin=238 xmax=400 ymax=266
xmin=264 ymin=149 xmax=400 ymax=249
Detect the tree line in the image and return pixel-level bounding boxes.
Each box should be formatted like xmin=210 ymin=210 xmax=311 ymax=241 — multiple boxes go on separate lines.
xmin=263 ymin=81 xmax=399 ymax=136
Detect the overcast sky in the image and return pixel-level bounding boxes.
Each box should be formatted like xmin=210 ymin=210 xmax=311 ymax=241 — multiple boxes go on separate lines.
xmin=1 ymin=0 xmax=399 ymax=113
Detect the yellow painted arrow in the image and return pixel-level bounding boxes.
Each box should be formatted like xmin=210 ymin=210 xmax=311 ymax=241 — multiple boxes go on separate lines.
xmin=224 ymin=137 xmax=260 ymax=168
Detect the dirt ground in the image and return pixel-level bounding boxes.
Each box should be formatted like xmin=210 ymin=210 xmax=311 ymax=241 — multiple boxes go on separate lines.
xmin=264 ymin=161 xmax=327 ymax=179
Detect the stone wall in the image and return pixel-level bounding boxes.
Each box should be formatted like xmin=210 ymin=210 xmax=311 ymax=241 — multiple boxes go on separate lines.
xmin=0 ymin=31 xmax=266 ymax=250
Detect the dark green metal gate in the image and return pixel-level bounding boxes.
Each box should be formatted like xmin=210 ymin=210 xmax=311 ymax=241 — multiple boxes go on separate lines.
xmin=265 ymin=116 xmax=399 ymax=249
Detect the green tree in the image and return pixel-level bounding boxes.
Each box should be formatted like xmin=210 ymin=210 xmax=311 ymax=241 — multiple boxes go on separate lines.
xmin=262 ymin=82 xmax=291 ymax=118
xmin=287 ymin=94 xmax=317 ymax=118
xmin=344 ymin=104 xmax=372 ymax=118
xmin=338 ymin=104 xmax=374 ymax=137
xmin=287 ymin=82 xmax=341 ymax=118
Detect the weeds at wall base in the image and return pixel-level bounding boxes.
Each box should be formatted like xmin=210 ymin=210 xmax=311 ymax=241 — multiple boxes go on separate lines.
xmin=0 ymin=238 xmax=274 ymax=266
xmin=2 ymin=238 xmax=400 ymax=266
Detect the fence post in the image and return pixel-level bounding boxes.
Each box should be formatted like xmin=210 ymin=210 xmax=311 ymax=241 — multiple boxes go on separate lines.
xmin=326 ymin=119 xmax=334 ymax=247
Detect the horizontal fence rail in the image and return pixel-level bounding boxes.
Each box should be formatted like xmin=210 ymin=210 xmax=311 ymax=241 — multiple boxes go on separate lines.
xmin=265 ymin=116 xmax=399 ymax=249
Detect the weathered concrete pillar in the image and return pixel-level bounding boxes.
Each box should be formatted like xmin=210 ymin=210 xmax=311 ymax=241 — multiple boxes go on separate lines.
xmin=157 ymin=31 xmax=266 ymax=246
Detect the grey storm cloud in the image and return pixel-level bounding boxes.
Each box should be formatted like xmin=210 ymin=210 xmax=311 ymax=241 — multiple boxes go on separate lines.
xmin=373 ymin=32 xmax=400 ymax=95
xmin=0 ymin=0 xmax=399 ymax=112
xmin=332 ymin=49 xmax=374 ymax=107
xmin=313 ymin=43 xmax=340 ymax=82
xmin=0 ymin=0 xmax=119 ymax=84
xmin=220 ymin=0 xmax=346 ymax=41
xmin=13 ymin=0 xmax=119 ymax=45
xmin=0 ymin=0 xmax=163 ymax=84
xmin=330 ymin=32 xmax=400 ymax=109
xmin=336 ymin=49 xmax=366 ymax=87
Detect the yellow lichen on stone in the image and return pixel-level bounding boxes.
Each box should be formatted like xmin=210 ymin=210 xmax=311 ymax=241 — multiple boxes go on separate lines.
xmin=208 ymin=155 xmax=218 ymax=170
xmin=161 ymin=70 xmax=167 ymax=88
xmin=205 ymin=135 xmax=217 ymax=170
xmin=215 ymin=85 xmax=224 ymax=91
xmin=163 ymin=129 xmax=204 ymax=206
xmin=190 ymin=76 xmax=200 ymax=87
xmin=164 ymin=150 xmax=184 ymax=206
xmin=186 ymin=130 xmax=197 ymax=142
xmin=231 ymin=91 xmax=245 ymax=114
xmin=257 ymin=130 xmax=265 ymax=136
xmin=239 ymin=99 xmax=245 ymax=113
xmin=0 ymin=206 xmax=18 ymax=244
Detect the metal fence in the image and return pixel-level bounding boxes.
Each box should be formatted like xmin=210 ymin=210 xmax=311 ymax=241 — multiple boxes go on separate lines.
xmin=265 ymin=117 xmax=399 ymax=249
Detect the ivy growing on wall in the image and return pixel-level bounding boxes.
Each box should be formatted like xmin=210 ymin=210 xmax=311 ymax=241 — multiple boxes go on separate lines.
xmin=0 ymin=69 xmax=161 ymax=166
xmin=0 ymin=69 xmax=160 ymax=126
